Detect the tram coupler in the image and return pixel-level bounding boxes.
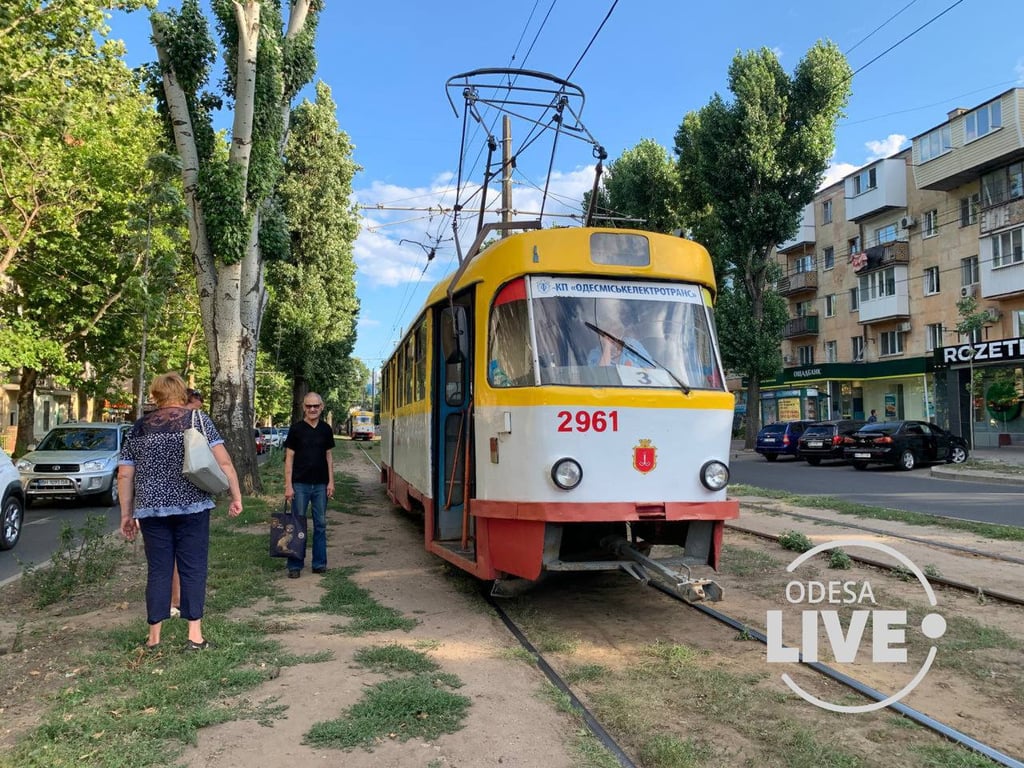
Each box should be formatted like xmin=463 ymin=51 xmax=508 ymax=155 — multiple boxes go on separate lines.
xmin=602 ymin=536 xmax=723 ymax=603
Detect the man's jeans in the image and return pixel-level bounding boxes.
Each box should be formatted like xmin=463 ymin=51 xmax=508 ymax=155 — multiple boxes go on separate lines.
xmin=288 ymin=483 xmax=327 ymax=572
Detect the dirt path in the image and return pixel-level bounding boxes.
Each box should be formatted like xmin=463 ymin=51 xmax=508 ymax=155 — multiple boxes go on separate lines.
xmin=179 ymin=445 xmax=580 ymax=768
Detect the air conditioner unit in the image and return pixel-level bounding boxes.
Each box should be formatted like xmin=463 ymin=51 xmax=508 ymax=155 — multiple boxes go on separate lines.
xmin=984 ymin=307 xmax=1002 ymax=322
xmin=783 ymin=355 xmax=793 ymax=364
xmin=896 ymin=321 xmax=912 ymax=333
xmin=900 ymin=215 xmax=916 ymax=229
xmin=959 ymin=285 xmax=978 ymax=299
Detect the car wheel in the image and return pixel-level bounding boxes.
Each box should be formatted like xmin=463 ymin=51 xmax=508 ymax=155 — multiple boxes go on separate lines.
xmin=1 ymin=492 xmax=24 ymax=550
xmin=806 ymin=457 xmax=821 ymax=466
xmin=948 ymin=445 xmax=968 ymax=464
xmin=764 ymin=454 xmax=777 ymax=462
xmin=852 ymin=461 xmax=868 ymax=471
xmin=99 ymin=473 xmax=119 ymax=507
xmin=898 ymin=450 xmax=916 ymax=471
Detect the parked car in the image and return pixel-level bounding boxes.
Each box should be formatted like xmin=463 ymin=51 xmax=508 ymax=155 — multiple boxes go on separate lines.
xmin=755 ymin=420 xmax=813 ymax=461
xmin=797 ymin=420 xmax=867 ymax=465
xmin=255 ymin=429 xmax=269 ymax=455
xmin=1 ymin=448 xmax=25 ymax=550
xmin=258 ymin=427 xmax=285 ymax=448
xmin=843 ymin=420 xmax=970 ymax=470
xmin=15 ymin=422 xmax=130 ymax=507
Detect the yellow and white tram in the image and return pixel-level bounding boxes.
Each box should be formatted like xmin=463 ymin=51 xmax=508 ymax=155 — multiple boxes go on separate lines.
xmin=380 ymin=225 xmax=738 ymax=599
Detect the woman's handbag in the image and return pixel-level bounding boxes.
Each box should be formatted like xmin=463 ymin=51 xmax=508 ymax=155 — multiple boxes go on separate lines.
xmin=269 ymin=501 xmax=307 ymax=559
xmin=182 ymin=410 xmax=230 ymax=494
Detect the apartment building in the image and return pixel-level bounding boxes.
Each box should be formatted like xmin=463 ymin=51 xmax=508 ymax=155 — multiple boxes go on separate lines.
xmin=762 ymin=88 xmax=1024 ymax=448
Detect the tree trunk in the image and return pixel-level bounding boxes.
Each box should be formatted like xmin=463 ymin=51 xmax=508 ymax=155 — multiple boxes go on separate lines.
xmin=291 ymin=375 xmax=309 ymax=425
xmin=15 ymin=367 xmax=38 ymax=455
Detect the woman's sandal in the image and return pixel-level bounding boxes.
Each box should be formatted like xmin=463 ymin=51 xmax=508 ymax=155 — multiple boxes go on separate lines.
xmin=184 ymin=639 xmax=213 ymax=651
xmin=141 ymin=640 xmax=160 ymax=652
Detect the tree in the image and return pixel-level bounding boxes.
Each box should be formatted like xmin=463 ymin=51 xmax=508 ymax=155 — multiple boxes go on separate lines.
xmin=0 ymin=0 xmax=149 ymax=278
xmin=585 ymin=139 xmax=682 ymax=232
xmin=955 ymin=295 xmax=990 ymax=449
xmin=263 ymin=81 xmax=361 ymax=425
xmin=148 ymin=0 xmax=320 ymax=492
xmin=674 ymin=43 xmax=852 ymax=446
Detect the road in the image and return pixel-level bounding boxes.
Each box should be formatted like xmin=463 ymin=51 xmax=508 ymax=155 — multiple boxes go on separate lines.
xmin=0 ymin=500 xmax=120 ymax=585
xmin=729 ymin=451 xmax=1024 ymax=527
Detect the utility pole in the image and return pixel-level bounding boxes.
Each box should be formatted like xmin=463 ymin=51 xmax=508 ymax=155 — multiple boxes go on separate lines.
xmin=501 ymin=115 xmax=512 ymax=237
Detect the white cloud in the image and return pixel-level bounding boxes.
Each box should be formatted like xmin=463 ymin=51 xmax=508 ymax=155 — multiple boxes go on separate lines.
xmin=352 ymin=165 xmax=596 ymax=288
xmin=865 ymin=134 xmax=908 ymax=160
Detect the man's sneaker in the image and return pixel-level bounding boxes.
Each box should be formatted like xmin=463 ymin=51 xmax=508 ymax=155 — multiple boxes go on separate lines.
xmin=312 ymin=567 xmax=327 ymax=574
xmin=288 ymin=570 xmax=300 ymax=579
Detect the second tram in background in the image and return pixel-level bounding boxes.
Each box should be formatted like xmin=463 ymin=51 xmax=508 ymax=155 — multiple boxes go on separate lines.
xmin=348 ymin=409 xmax=376 ymax=441
xmin=379 ymin=226 xmax=738 ymax=600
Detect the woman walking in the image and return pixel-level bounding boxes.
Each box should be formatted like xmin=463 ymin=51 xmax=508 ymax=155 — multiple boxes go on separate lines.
xmin=119 ymin=372 xmax=243 ymax=651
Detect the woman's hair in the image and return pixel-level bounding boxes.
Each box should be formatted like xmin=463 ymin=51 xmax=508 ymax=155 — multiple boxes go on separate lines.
xmin=150 ymin=372 xmax=188 ymax=408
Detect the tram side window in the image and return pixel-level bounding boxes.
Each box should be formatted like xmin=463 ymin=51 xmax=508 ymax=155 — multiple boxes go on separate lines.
xmin=404 ymin=337 xmax=415 ymax=404
xmin=414 ymin=320 xmax=427 ymax=400
xmin=488 ymin=279 xmax=534 ymax=387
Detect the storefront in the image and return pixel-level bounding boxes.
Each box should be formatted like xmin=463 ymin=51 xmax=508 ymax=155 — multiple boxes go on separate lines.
xmin=934 ymin=338 xmax=1024 ymax=449
xmin=759 ymin=358 xmax=936 ymax=426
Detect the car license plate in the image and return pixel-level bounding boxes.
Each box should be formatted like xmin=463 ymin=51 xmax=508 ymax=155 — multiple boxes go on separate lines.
xmin=37 ymin=478 xmax=70 ymax=487
xmin=807 ymin=441 xmax=823 ymax=448
xmin=854 ymin=453 xmax=871 ymax=459
xmin=763 ymin=438 xmax=776 ymax=443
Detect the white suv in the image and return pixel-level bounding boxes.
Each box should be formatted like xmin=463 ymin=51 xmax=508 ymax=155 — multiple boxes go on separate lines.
xmin=1 ymin=448 xmax=25 ymax=550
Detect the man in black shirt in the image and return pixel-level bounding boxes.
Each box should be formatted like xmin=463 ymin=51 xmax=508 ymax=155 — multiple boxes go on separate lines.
xmin=283 ymin=392 xmax=335 ymax=577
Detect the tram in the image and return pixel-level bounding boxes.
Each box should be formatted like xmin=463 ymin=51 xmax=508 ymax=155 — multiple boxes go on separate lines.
xmin=349 ymin=410 xmax=375 ymax=441
xmin=379 ymin=225 xmax=738 ymax=600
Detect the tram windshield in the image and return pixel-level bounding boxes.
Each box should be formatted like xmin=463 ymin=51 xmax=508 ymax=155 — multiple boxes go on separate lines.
xmin=488 ymin=276 xmax=724 ymax=390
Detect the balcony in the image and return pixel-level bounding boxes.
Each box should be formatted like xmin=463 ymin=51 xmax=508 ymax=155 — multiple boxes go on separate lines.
xmin=844 ymin=158 xmax=908 ymax=221
xmin=784 ymin=314 xmax=819 ymax=339
xmin=776 ymin=270 xmax=818 ymax=296
xmin=851 ymin=241 xmax=909 ymax=275
xmin=913 ymin=89 xmax=1024 ymax=191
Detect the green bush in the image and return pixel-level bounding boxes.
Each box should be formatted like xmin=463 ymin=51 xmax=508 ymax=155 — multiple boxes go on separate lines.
xmin=22 ymin=514 xmax=123 ymax=607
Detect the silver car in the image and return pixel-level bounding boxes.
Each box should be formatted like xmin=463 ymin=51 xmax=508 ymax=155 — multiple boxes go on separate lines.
xmin=15 ymin=422 xmax=130 ymax=507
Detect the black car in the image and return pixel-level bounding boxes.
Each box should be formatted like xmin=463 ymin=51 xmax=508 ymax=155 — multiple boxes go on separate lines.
xmin=797 ymin=420 xmax=867 ymax=465
xmin=842 ymin=420 xmax=970 ymax=470
xmin=755 ymin=420 xmax=813 ymax=461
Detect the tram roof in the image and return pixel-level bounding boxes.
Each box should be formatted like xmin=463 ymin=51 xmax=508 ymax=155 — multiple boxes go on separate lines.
xmin=423 ymin=226 xmax=718 ymax=309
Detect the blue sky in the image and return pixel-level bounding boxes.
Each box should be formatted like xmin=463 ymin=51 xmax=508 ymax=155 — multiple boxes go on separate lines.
xmin=108 ymin=0 xmax=1024 ymax=370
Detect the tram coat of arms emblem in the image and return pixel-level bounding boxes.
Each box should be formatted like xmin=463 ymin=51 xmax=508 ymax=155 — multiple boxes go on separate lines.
xmin=632 ymin=439 xmax=657 ymax=474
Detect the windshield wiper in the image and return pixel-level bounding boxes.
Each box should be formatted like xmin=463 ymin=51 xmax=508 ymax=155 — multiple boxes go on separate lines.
xmin=585 ymin=322 xmax=691 ymax=394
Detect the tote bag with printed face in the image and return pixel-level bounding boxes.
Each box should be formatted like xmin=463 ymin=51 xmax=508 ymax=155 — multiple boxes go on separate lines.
xmin=182 ymin=410 xmax=230 ymax=494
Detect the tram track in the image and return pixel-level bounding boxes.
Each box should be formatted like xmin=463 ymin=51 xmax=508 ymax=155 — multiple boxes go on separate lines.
xmin=354 ymin=443 xmax=1024 ymax=766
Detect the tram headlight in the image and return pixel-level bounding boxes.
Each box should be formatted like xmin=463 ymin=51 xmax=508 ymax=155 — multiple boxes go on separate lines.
xmin=551 ymin=458 xmax=583 ymax=490
xmin=700 ymin=460 xmax=729 ymax=491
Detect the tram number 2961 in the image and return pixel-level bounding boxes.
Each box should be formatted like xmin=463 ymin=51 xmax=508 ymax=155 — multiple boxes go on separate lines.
xmin=557 ymin=410 xmax=619 ymax=433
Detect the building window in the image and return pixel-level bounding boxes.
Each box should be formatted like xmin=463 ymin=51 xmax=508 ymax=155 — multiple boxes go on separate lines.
xmin=859 ymin=267 xmax=897 ymax=302
xmin=824 ymin=340 xmax=838 ymax=363
xmin=873 ymin=224 xmax=897 ymax=245
xmin=822 ymin=199 xmax=833 ymax=224
xmin=848 ymin=235 xmax=861 ymax=255
xmin=793 ymin=254 xmax=814 ymax=274
xmin=851 ymin=336 xmax=865 ymax=361
xmin=965 ymin=100 xmax=1002 ymax=142
xmin=980 ymin=161 xmax=1023 ymax=207
xmin=879 ymin=331 xmax=903 ymax=356
xmin=992 ymin=226 xmax=1024 ymax=268
xmin=822 ymin=246 xmax=834 ymax=270
xmin=924 ymin=266 xmax=940 ymax=295
xmin=852 ymin=167 xmax=877 ymax=195
xmin=795 ymin=299 xmax=813 ymax=317
xmin=1013 ymin=309 xmax=1024 ymax=337
xmin=961 ymin=326 xmax=983 ymax=344
xmin=961 ymin=255 xmax=979 ymax=285
xmin=825 ymin=294 xmax=836 ymax=317
xmin=925 ymin=323 xmax=943 ymax=352
xmin=960 ymin=193 xmax=979 ymax=226
xmin=849 ymin=287 xmax=859 ymax=312
xmin=919 ymin=125 xmax=952 ymax=162
xmin=798 ymin=345 xmax=815 ymax=366
xmin=923 ymin=209 xmax=938 ymax=237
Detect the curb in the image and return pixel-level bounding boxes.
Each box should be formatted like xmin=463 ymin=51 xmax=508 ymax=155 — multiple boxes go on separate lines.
xmin=930 ymin=466 xmax=1024 ymax=486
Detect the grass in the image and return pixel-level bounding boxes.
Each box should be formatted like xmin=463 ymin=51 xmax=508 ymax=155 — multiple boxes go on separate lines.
xmin=0 ymin=443 xmax=452 ymax=768
xmin=729 ymin=484 xmax=1024 ymax=542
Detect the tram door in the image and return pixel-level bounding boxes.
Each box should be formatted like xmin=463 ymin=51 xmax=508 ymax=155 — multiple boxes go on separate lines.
xmin=434 ymin=297 xmax=474 ymax=547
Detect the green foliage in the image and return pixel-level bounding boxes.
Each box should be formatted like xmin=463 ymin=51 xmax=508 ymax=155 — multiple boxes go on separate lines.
xmin=198 ymin=159 xmax=250 ymax=264
xmin=589 ymin=138 xmax=682 ymax=233
xmin=827 ymin=549 xmax=853 ymax=569
xmin=715 ymin=281 xmax=788 ymax=382
xmin=21 ymin=515 xmax=123 ymax=607
xmin=353 ymin=644 xmax=440 ymax=675
xmin=314 ymin=567 xmax=417 ymax=635
xmin=777 ymin=530 xmax=813 ymax=553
